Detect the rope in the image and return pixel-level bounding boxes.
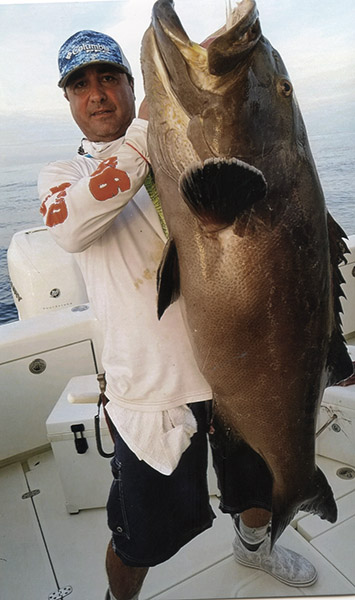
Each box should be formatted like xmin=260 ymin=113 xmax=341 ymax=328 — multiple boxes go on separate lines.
xmin=144 ymin=170 xmax=169 ymax=239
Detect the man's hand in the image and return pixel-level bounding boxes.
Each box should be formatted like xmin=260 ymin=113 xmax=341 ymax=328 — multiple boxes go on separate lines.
xmin=138 ymin=97 xmax=149 ymax=121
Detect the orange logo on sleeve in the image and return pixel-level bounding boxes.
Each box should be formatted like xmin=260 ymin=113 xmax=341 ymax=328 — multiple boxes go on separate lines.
xmin=40 ymin=182 xmax=71 ymax=227
xmin=89 ymin=157 xmax=131 ymax=201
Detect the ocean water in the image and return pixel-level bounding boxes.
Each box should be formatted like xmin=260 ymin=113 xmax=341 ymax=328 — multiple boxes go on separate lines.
xmin=0 ymin=131 xmax=354 ymax=325
xmin=0 ymin=161 xmax=44 ymax=325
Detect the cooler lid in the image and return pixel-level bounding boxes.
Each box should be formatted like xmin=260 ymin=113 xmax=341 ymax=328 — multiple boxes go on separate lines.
xmin=46 ymin=374 xmax=100 ymax=436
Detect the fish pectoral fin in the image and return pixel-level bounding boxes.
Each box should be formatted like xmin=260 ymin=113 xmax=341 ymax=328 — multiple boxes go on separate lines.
xmin=179 ymin=157 xmax=267 ymax=228
xmin=327 ymin=211 xmax=353 ymax=384
xmin=157 ymin=237 xmax=180 ymax=319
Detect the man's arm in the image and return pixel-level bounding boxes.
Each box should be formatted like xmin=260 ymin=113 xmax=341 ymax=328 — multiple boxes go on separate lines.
xmin=38 ymin=117 xmax=149 ymax=253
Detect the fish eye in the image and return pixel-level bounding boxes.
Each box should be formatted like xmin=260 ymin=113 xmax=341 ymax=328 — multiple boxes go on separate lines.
xmin=278 ymin=79 xmax=293 ymax=97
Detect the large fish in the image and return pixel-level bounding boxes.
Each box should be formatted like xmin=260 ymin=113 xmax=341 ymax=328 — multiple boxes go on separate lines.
xmin=141 ymin=0 xmax=353 ymax=545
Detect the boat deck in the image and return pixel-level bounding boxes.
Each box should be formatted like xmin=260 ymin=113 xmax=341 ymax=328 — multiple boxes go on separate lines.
xmin=1 ymin=449 xmax=355 ymax=600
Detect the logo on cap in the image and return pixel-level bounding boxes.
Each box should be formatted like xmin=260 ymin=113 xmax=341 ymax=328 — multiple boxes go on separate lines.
xmin=65 ymin=43 xmax=112 ymax=60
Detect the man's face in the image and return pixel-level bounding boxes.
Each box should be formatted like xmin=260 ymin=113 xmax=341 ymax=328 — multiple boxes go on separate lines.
xmin=64 ymin=64 xmax=136 ymax=142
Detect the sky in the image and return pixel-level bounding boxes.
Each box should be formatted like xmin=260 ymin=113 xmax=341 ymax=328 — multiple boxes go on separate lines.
xmin=0 ymin=0 xmax=354 ymax=160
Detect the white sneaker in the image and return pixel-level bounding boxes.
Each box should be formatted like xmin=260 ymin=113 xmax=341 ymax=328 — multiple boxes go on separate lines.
xmin=233 ymin=521 xmax=317 ymax=587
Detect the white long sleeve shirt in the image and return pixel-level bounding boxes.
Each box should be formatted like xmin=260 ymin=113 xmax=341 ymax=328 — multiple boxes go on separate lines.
xmin=38 ymin=118 xmax=212 ymax=474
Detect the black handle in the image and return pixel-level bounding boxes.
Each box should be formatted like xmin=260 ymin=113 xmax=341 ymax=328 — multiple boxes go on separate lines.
xmin=70 ymin=423 xmax=88 ymax=454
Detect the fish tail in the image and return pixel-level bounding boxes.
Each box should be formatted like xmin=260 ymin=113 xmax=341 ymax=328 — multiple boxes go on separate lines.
xmin=299 ymin=466 xmax=338 ymax=523
xmin=271 ymin=466 xmax=337 ymax=549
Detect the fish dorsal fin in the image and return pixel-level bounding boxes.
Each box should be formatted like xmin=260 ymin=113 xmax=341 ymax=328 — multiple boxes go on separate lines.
xmin=179 ymin=158 xmax=267 ymax=227
xmin=157 ymin=237 xmax=180 ymax=319
xmin=326 ymin=211 xmax=353 ymax=384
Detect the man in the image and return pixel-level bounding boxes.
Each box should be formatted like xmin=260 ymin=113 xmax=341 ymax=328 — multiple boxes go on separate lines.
xmin=39 ymin=30 xmax=317 ymax=600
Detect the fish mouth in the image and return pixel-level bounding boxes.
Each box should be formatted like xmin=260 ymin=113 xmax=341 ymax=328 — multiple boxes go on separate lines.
xmin=206 ymin=0 xmax=261 ymax=76
xmin=146 ymin=0 xmax=271 ymax=164
xmin=152 ymin=0 xmax=261 ymax=87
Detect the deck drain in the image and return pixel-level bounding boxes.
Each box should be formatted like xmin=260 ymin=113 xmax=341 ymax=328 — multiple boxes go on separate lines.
xmin=48 ymin=586 xmax=72 ymax=599
xmin=336 ymin=467 xmax=355 ymax=480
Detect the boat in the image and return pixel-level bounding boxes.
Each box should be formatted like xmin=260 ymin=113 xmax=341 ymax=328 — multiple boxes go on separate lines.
xmin=1 ymin=225 xmax=355 ymax=599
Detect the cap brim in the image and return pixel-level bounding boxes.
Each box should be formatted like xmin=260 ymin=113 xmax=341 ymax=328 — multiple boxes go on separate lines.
xmin=58 ymin=59 xmax=131 ymax=88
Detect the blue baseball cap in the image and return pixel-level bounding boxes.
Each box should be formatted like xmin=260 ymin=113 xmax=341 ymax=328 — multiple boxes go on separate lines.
xmin=58 ymin=30 xmax=132 ymax=88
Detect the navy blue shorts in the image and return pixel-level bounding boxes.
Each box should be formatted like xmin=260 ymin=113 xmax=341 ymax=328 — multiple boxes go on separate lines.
xmin=106 ymin=401 xmax=272 ymax=567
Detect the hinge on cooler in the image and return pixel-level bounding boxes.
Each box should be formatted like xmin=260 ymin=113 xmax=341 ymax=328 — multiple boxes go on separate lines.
xmin=22 ymin=489 xmax=40 ymax=500
xmin=48 ymin=586 xmax=73 ymax=599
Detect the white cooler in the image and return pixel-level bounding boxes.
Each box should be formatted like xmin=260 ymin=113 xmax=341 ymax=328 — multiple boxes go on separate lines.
xmin=46 ymin=374 xmax=114 ymax=514
xmin=316 ymin=384 xmax=355 ymax=468
xmin=316 ymin=345 xmax=355 ymax=468
xmin=47 ymin=374 xmax=220 ymax=513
